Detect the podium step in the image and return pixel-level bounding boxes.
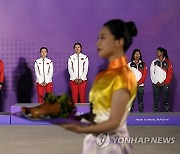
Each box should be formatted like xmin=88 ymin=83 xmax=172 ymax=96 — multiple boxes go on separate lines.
xmin=9 ymin=103 xmax=180 ymax=125
xmin=127 ymin=112 xmax=180 ymax=125
xmin=0 ymin=112 xmax=10 ymax=125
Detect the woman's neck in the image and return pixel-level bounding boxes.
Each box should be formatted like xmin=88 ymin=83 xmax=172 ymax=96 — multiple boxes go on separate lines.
xmin=134 ymin=59 xmax=140 ymax=64
xmin=108 ymin=50 xmax=124 ymax=62
xmin=158 ymin=56 xmax=164 ymax=62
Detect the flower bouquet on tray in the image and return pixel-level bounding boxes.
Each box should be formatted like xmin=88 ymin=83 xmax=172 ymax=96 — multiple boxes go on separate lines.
xmin=17 ymin=93 xmax=94 ymax=126
xmin=21 ymin=93 xmax=76 ymax=120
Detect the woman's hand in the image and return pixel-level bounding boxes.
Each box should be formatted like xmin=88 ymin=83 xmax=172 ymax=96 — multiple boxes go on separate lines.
xmin=60 ymin=89 xmax=130 ymax=134
xmin=74 ymin=79 xmax=83 ymax=84
xmin=159 ymin=82 xmax=166 ymax=87
xmin=78 ymin=79 xmax=83 ymax=84
xmin=156 ymin=82 xmax=161 ymax=87
xmin=43 ymin=82 xmax=48 ymax=86
xmin=74 ymin=79 xmax=79 ymax=84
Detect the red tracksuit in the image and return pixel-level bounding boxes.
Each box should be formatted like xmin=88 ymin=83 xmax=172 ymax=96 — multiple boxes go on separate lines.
xmin=0 ymin=60 xmax=4 ymax=86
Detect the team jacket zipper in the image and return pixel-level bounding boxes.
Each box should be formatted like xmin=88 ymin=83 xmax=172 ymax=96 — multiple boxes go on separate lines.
xmin=43 ymin=59 xmax=45 ymax=82
xmin=78 ymin=54 xmax=79 ymax=79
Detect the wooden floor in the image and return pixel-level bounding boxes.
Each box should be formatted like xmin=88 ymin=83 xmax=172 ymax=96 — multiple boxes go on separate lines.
xmin=0 ymin=125 xmax=179 ymax=154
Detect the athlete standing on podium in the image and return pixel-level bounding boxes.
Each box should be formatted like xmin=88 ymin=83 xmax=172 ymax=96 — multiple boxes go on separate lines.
xmin=68 ymin=43 xmax=89 ymax=103
xmin=128 ymin=49 xmax=147 ymax=112
xmin=0 ymin=59 xmax=4 ymax=111
xmin=150 ymin=47 xmax=173 ymax=112
xmin=35 ymin=47 xmax=53 ymax=103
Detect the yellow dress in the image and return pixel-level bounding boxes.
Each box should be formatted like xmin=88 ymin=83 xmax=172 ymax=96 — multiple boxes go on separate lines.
xmin=82 ymin=56 xmax=137 ymax=154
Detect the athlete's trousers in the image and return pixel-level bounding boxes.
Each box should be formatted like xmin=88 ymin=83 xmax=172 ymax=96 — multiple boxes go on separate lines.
xmin=70 ymin=80 xmax=87 ymax=103
xmin=36 ymin=82 xmax=53 ymax=104
xmin=153 ymin=84 xmax=170 ymax=112
xmin=131 ymin=86 xmax=144 ymax=112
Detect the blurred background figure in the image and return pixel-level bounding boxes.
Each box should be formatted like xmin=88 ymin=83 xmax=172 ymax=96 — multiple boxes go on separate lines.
xmin=0 ymin=59 xmax=4 ymax=111
xmin=62 ymin=19 xmax=137 ymax=154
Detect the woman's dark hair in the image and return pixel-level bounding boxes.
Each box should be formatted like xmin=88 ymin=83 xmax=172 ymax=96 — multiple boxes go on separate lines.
xmin=40 ymin=47 xmax=48 ymax=53
xmin=131 ymin=49 xmax=143 ymax=61
xmin=157 ymin=47 xmax=169 ymax=59
xmin=103 ymin=19 xmax=137 ymax=52
xmin=73 ymin=42 xmax=82 ymax=53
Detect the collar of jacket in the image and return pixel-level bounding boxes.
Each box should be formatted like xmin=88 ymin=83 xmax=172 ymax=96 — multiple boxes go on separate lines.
xmin=133 ymin=60 xmax=142 ymax=64
xmin=156 ymin=57 xmax=166 ymax=62
xmin=74 ymin=53 xmax=83 ymax=56
xmin=40 ymin=57 xmax=48 ymax=61
xmin=108 ymin=56 xmax=127 ymax=70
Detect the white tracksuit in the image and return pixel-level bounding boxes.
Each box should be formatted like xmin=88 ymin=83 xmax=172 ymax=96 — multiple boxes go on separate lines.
xmin=128 ymin=60 xmax=147 ymax=86
xmin=150 ymin=58 xmax=172 ymax=84
xmin=34 ymin=57 xmax=53 ymax=84
xmin=68 ymin=53 xmax=89 ymax=81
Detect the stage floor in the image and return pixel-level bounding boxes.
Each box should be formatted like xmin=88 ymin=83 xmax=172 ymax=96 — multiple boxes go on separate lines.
xmin=0 ymin=125 xmax=179 ymax=154
xmin=10 ymin=103 xmax=180 ymax=125
xmin=1 ymin=103 xmax=180 ymax=125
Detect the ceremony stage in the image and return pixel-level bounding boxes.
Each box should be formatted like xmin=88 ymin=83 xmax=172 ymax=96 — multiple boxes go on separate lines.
xmin=0 ymin=103 xmax=180 ymax=125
